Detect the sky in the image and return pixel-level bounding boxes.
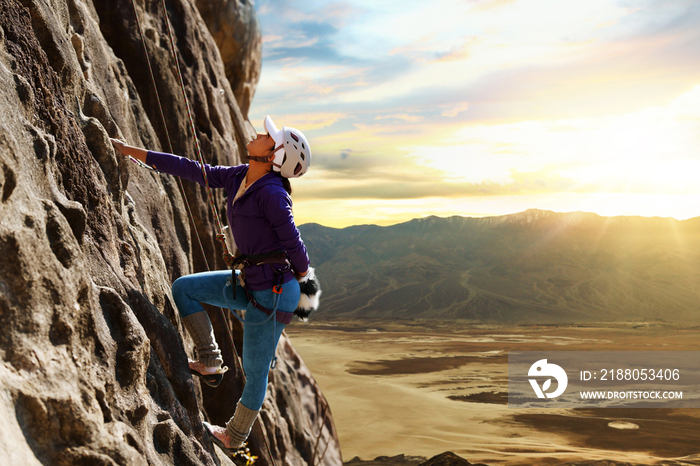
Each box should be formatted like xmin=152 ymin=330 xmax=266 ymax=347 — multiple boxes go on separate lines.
xmin=247 ymin=0 xmax=700 ymax=228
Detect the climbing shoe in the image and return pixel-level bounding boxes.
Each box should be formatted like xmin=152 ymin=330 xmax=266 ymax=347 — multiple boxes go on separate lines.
xmin=203 ymin=422 xmax=257 ymax=465
xmin=188 ymin=359 xmax=228 ymax=388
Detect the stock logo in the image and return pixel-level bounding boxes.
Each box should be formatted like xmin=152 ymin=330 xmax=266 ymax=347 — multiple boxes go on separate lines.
xmin=528 ymin=359 xmax=568 ymax=399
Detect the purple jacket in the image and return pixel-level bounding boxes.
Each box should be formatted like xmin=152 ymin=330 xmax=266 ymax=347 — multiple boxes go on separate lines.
xmin=147 ymin=151 xmax=309 ymax=290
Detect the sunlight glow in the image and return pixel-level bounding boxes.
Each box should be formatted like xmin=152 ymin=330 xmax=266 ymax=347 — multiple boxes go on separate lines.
xmin=252 ymin=1 xmax=700 ymax=226
xmin=408 ymin=85 xmax=700 ymax=195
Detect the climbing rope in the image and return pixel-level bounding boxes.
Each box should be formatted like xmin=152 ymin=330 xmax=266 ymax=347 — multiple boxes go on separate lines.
xmin=311 ymin=399 xmax=331 ymax=466
xmin=158 ymin=0 xmax=234 ymax=269
xmin=129 ymin=0 xmax=212 ymax=273
xmin=129 ymin=0 xmax=277 ymax=464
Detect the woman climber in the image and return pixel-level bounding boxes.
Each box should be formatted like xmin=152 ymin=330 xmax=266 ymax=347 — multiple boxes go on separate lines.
xmin=110 ymin=116 xmax=320 ymax=457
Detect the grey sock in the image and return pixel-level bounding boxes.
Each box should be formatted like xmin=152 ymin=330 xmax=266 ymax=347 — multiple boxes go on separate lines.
xmin=182 ymin=311 xmax=223 ymax=368
xmin=226 ymin=401 xmax=259 ymax=448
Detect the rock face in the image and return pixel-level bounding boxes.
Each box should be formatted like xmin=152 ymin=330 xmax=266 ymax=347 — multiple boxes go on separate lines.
xmin=195 ymin=0 xmax=262 ymax=117
xmin=0 ymin=0 xmax=340 ymax=465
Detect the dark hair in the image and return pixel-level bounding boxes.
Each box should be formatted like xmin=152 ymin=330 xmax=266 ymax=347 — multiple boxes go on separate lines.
xmin=281 ymin=175 xmax=292 ymax=195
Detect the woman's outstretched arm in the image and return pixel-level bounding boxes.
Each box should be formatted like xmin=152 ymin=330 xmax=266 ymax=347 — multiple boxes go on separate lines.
xmin=110 ymin=138 xmax=244 ymax=190
xmin=110 ymin=138 xmax=147 ymax=163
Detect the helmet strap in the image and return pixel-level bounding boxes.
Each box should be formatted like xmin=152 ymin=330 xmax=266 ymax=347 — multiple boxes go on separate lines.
xmin=249 ymin=144 xmax=284 ymax=166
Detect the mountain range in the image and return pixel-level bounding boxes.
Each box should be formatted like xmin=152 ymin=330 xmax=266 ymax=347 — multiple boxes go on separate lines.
xmin=299 ymin=209 xmax=700 ymax=323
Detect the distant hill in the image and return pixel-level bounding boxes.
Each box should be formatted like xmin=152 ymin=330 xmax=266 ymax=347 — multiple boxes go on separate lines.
xmin=299 ymin=209 xmax=700 ymax=323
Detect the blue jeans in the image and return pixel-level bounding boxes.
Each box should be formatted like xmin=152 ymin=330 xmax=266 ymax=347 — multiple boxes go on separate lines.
xmin=171 ymin=270 xmax=300 ymax=411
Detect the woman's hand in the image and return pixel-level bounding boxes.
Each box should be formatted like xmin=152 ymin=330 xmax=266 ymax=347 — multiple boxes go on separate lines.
xmin=110 ymin=138 xmax=148 ymax=163
xmin=110 ymin=138 xmax=127 ymax=155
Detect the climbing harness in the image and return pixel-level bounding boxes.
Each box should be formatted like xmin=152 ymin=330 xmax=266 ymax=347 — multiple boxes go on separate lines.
xmin=229 ymin=251 xmax=294 ymax=322
xmin=223 ymin=251 xmax=294 ymax=369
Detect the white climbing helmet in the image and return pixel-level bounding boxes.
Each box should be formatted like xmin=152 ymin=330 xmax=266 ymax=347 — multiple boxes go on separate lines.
xmin=264 ymin=115 xmax=311 ymax=178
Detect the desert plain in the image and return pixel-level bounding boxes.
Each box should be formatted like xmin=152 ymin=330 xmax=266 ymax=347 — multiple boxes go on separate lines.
xmin=285 ymin=320 xmax=700 ymax=465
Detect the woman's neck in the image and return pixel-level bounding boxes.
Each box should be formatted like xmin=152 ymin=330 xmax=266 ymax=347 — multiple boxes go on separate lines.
xmin=246 ymin=161 xmax=272 ymax=187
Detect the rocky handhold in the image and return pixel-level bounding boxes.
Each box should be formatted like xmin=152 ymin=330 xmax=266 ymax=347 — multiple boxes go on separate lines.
xmin=43 ymin=200 xmax=81 ymax=269
xmin=99 ymin=287 xmax=150 ymax=387
xmin=1 ymin=161 xmax=17 ymax=203
xmin=0 ymin=0 xmax=340 ymax=464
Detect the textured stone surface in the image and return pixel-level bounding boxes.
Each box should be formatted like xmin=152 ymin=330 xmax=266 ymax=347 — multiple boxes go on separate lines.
xmin=195 ymin=0 xmax=262 ymax=117
xmin=0 ymin=0 xmax=340 ymax=464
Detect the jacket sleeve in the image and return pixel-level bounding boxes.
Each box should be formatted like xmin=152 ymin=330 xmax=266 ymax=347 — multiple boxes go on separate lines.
xmin=146 ymin=151 xmax=242 ymax=189
xmin=259 ymin=185 xmax=310 ymax=273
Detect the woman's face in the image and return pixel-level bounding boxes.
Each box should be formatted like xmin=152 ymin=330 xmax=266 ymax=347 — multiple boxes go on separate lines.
xmin=247 ymin=133 xmax=275 ymax=160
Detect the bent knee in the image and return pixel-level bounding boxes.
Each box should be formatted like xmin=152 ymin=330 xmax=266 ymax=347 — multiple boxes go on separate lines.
xmin=171 ymin=275 xmax=190 ymax=296
xmin=171 ymin=276 xmax=194 ymax=315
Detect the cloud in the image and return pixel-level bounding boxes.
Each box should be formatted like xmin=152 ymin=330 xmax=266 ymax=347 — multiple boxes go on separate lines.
xmin=252 ymin=1 xmax=700 ymax=225
xmin=257 ymin=0 xmax=700 ymax=110
xmin=440 ymin=102 xmax=470 ymax=118
xmin=256 ymin=0 xmax=361 ymax=64
xmin=269 ymin=112 xmax=345 ymax=131
xmin=619 ymin=0 xmax=700 ymax=37
xmin=457 ymin=35 xmax=700 ymax=122
xmin=387 ymin=35 xmax=480 ymax=64
xmin=469 ymin=0 xmax=519 ymax=13
xmin=295 ymin=166 xmax=584 ymax=201
xmin=309 ymin=151 xmax=422 ymax=182
xmin=374 ymin=113 xmax=424 ymax=123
